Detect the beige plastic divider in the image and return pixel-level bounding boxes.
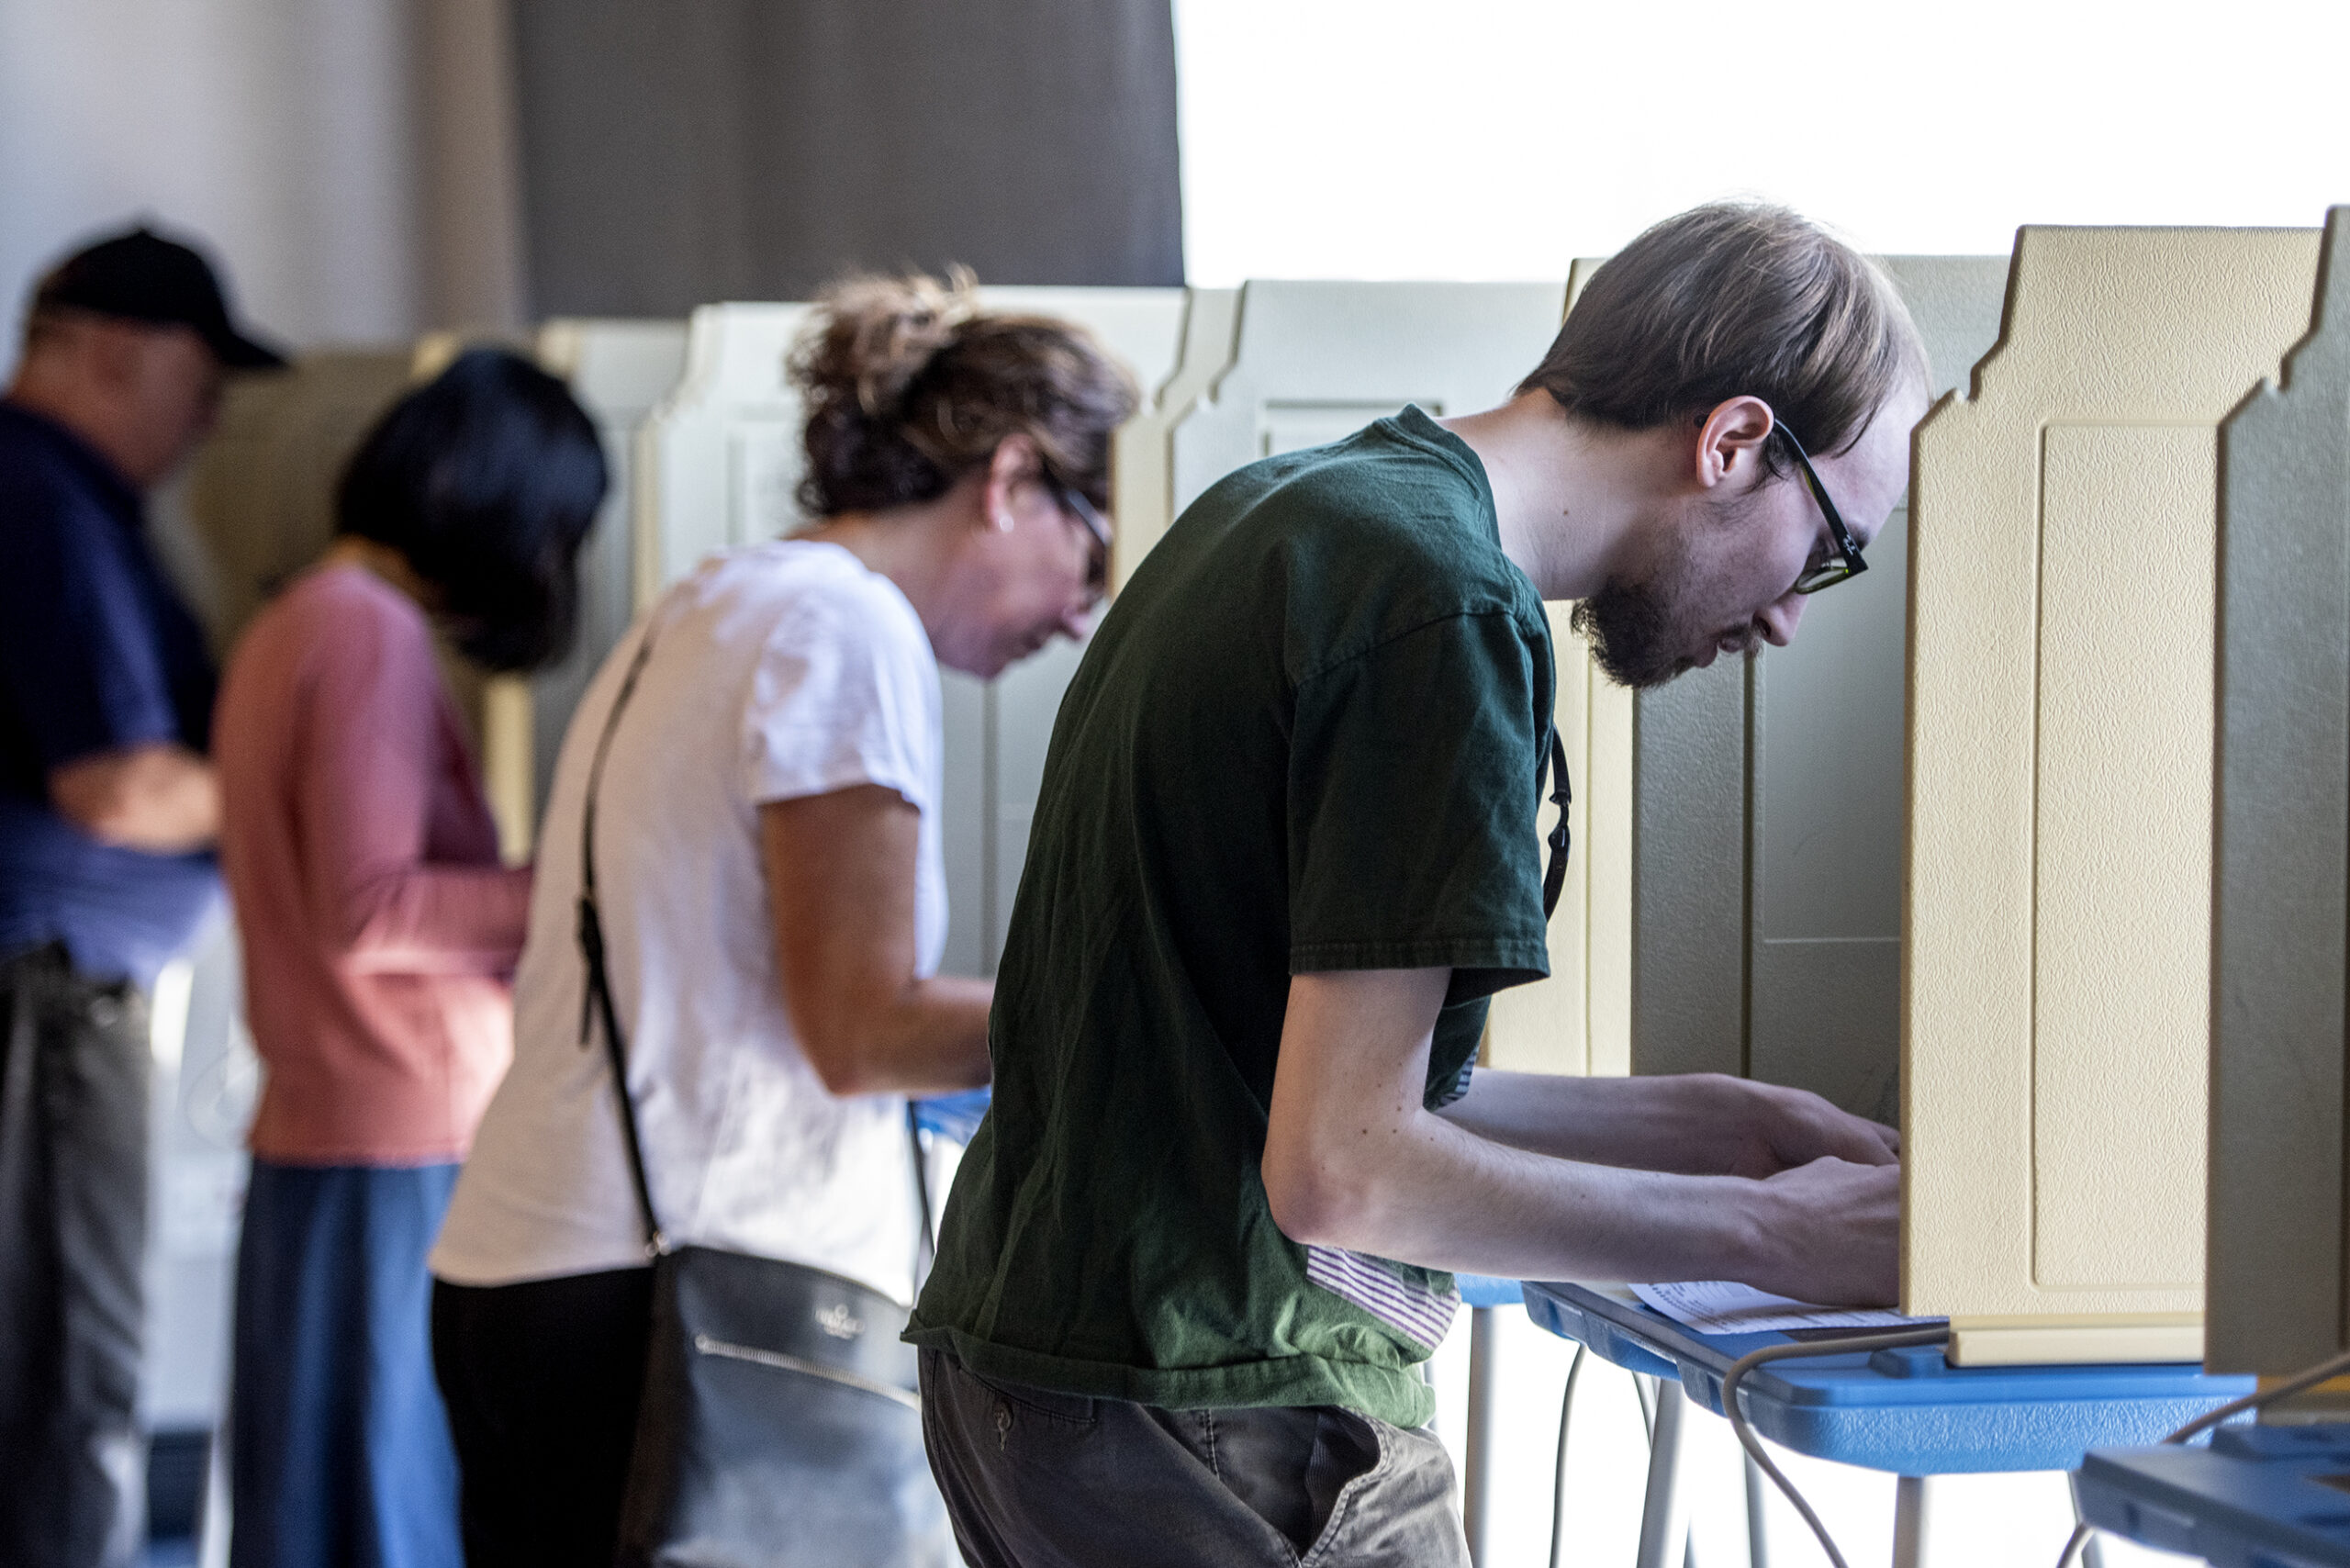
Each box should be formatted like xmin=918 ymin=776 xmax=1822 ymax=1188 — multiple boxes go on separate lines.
xmin=633 ymin=291 xmax=1187 ymax=978
xmin=2208 ymin=207 xmax=2350 ymax=1380
xmin=1163 ymin=280 xmax=1624 ymax=1077
xmin=632 ymin=304 xmax=817 ymax=611
xmin=1905 ymin=226 xmax=2322 ymax=1364
xmin=173 ymin=350 xmax=416 ymax=652
xmin=1622 ymin=258 xmax=2010 ymax=1125
xmin=1111 ymin=288 xmax=1239 ymax=591
xmin=520 ymin=321 xmax=690 ymax=845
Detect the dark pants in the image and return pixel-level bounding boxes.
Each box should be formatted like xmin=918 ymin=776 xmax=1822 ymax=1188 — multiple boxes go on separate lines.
xmin=431 ymin=1268 xmax=655 ymax=1568
xmin=917 ymin=1349 xmax=1469 ymax=1568
xmin=0 ymin=945 xmax=151 ymax=1568
xmin=231 ymin=1160 xmax=464 ymax=1568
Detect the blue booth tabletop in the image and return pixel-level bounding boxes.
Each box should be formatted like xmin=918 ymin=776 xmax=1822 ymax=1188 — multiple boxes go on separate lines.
xmin=2075 ymin=1422 xmax=2350 ymax=1567
xmin=1524 ymin=1281 xmax=2254 ymax=1476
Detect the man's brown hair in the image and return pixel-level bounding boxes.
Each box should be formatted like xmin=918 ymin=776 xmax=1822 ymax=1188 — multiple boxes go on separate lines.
xmin=1522 ymin=201 xmax=1924 ymax=474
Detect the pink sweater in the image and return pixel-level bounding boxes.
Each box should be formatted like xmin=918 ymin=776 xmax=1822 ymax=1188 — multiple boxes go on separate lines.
xmin=215 ymin=564 xmax=531 ymax=1165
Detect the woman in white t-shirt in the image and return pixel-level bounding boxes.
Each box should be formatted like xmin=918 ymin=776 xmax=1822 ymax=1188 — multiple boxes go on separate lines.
xmin=427 ymin=274 xmax=1136 ymax=1564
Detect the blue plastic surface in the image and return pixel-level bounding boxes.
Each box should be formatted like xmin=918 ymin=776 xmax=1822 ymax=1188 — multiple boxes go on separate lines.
xmin=1458 ymin=1274 xmax=1524 ymax=1309
xmin=2076 ymin=1424 xmax=2350 ymax=1567
xmin=1524 ymin=1281 xmax=2254 ymax=1475
xmin=912 ymin=1088 xmax=990 ymax=1144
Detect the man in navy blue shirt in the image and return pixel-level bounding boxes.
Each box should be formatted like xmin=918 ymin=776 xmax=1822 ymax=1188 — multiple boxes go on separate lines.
xmin=0 ymin=227 xmax=282 ymax=1568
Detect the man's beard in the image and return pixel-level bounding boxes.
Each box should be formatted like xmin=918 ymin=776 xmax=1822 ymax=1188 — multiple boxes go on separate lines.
xmin=1570 ymin=531 xmax=1758 ymax=689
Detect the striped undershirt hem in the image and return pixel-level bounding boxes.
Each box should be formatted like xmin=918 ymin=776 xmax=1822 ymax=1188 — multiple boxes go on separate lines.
xmin=1303 ymin=1245 xmax=1460 ymax=1350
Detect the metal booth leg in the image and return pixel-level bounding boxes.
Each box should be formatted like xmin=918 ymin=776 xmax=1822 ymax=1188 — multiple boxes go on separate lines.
xmin=1635 ymin=1379 xmax=1696 ymax=1568
xmin=1743 ymin=1450 xmax=1771 ymax=1568
xmin=1892 ymin=1474 xmax=1929 ymax=1568
xmin=1463 ymin=1305 xmax=1499 ymax=1565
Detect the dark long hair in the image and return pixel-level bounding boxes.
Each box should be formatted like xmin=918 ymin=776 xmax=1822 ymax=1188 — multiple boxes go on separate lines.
xmin=335 ymin=348 xmax=607 ymax=671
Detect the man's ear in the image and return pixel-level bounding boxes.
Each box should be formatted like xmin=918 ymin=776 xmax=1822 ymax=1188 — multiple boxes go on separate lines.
xmin=1694 ymin=397 xmax=1775 ymax=492
xmin=980 ymin=432 xmax=1042 ymax=532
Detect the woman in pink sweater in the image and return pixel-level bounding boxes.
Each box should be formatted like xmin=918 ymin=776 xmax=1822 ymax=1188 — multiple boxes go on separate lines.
xmin=212 ymin=349 xmax=605 ymax=1568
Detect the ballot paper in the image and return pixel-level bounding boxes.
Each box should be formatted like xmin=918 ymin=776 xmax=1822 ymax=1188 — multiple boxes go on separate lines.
xmin=1630 ymin=1280 xmax=1947 ymax=1335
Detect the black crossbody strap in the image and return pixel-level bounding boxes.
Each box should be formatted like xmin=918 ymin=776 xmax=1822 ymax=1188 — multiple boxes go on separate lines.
xmin=576 ymin=619 xmax=940 ymax=1275
xmin=576 ymin=628 xmax=668 ymax=1259
xmin=1540 ymin=728 xmax=1572 ymax=920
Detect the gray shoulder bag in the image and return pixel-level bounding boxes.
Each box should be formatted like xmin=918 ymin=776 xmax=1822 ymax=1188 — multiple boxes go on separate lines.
xmin=576 ymin=628 xmax=952 ymax=1568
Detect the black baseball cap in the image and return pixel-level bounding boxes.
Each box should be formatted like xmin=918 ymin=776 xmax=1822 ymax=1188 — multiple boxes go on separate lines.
xmin=32 ymin=225 xmax=286 ymax=370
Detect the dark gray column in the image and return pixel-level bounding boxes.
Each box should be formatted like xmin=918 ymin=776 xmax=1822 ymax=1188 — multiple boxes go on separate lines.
xmin=2208 ymin=206 xmax=2350 ymax=1378
xmin=507 ymin=0 xmax=1184 ymax=315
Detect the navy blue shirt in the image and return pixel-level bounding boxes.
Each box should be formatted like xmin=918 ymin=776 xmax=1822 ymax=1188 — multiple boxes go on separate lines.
xmin=0 ymin=402 xmax=219 ymax=986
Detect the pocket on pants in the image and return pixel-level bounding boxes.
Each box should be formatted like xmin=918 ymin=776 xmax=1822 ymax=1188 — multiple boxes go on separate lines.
xmin=1300 ymin=1414 xmax=1467 ymax=1568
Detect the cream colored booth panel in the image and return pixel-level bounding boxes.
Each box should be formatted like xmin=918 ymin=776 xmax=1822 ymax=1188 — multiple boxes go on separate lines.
xmin=1905 ymin=226 xmax=2322 ymax=1364
xmin=173 ymin=350 xmax=417 ymax=652
xmin=1112 ymin=288 xmax=1239 ymax=592
xmin=529 ymin=321 xmax=688 ymax=829
xmin=1163 ymin=280 xmax=1625 ymax=1079
xmin=2208 ymin=207 xmax=2350 ymax=1379
xmin=634 ymin=290 xmax=1188 ymax=978
xmin=1623 ymin=258 xmax=2010 ymax=1126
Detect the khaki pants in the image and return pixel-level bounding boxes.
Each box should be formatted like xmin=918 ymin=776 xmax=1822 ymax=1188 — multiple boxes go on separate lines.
xmin=918 ymin=1349 xmax=1469 ymax=1568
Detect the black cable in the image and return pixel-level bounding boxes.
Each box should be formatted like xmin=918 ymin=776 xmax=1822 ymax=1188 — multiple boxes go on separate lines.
xmin=1719 ymin=1327 xmax=1953 ymax=1568
xmin=2054 ymin=1341 xmax=2350 ymax=1568
xmin=1547 ymin=1345 xmax=1586 ymax=1568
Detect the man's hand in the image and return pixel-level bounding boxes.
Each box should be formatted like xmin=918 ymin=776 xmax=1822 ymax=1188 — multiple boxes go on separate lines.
xmin=1701 ymin=1077 xmax=1899 ymax=1179
xmin=50 ymin=742 xmax=218 ymax=852
xmin=1738 ymin=1157 xmax=1902 ymax=1306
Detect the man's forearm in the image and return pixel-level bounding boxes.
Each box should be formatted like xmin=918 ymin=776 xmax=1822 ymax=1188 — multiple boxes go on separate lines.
xmin=1263 ymin=969 xmax=1899 ymax=1304
xmin=1438 ymin=1068 xmax=1742 ymax=1173
xmin=1271 ymin=1094 xmax=1773 ymax=1284
xmin=1440 ymin=1066 xmax=1900 ymax=1178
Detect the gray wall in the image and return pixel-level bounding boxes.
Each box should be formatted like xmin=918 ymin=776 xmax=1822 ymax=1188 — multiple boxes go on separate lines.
xmin=508 ymin=0 xmax=1185 ymax=314
xmin=1629 ymin=257 xmax=2012 ymax=1124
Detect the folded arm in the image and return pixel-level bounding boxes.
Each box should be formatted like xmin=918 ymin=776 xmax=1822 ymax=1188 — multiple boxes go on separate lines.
xmin=1259 ymin=968 xmax=1899 ymax=1305
xmin=762 ymin=785 xmax=991 ymax=1099
xmin=50 ymin=741 xmax=218 ymax=852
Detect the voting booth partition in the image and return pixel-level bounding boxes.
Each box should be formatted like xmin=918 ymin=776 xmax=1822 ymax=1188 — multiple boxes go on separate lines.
xmin=633 ymin=290 xmax=1188 ymax=977
xmin=522 ymin=320 xmax=688 ymax=840
xmin=173 ymin=349 xmax=417 ymax=651
xmin=1622 ymin=257 xmax=2010 ymax=1126
xmin=1903 ymin=225 xmax=2323 ymax=1366
xmin=2209 ymin=206 xmax=2350 ymax=1387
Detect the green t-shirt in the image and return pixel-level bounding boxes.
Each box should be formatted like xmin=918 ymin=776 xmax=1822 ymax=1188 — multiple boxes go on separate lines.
xmin=905 ymin=407 xmax=1558 ymax=1428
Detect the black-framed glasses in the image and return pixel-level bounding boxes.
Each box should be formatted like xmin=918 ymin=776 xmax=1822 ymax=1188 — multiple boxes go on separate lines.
xmin=1044 ymin=475 xmax=1113 ymax=604
xmin=1778 ymin=422 xmax=1867 ymax=595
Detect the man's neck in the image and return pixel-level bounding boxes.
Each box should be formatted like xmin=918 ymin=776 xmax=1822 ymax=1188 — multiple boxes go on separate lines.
xmin=1440 ymin=393 xmax=1678 ymax=601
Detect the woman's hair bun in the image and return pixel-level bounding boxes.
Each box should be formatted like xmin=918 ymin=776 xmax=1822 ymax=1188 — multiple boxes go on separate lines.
xmin=789 ymin=266 xmax=1139 ymax=521
xmin=793 ymin=265 xmax=979 ymax=424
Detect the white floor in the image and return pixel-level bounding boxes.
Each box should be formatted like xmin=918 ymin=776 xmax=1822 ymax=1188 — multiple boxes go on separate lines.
xmin=1423 ymin=1304 xmax=2208 ymax=1568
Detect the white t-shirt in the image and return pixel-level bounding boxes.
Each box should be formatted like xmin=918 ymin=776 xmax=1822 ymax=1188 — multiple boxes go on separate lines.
xmin=431 ymin=542 xmax=946 ymax=1305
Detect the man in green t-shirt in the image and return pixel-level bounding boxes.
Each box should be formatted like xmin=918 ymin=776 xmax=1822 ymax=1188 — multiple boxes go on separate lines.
xmin=907 ymin=202 xmax=1933 ymax=1567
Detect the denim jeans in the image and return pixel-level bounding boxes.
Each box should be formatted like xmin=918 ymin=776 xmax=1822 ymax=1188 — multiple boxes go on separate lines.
xmin=918 ymin=1349 xmax=1469 ymax=1568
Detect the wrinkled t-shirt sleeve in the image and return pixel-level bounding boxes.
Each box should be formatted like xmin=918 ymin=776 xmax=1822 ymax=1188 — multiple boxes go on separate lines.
xmin=1286 ymin=610 xmax=1551 ymax=1002
xmin=0 ymin=484 xmax=178 ymax=769
xmin=739 ymin=586 xmax=935 ymax=811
